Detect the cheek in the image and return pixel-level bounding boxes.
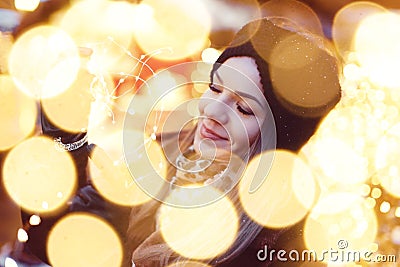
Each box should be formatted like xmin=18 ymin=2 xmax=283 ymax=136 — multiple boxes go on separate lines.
xmin=243 ymin=119 xmax=261 ymax=145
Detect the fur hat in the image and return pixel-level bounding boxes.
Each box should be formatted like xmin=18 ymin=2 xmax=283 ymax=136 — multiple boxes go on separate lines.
xmin=211 ymin=17 xmax=341 ymax=151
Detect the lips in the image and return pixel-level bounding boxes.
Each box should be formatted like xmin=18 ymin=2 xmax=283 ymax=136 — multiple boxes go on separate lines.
xmin=200 ymin=122 xmax=228 ymax=141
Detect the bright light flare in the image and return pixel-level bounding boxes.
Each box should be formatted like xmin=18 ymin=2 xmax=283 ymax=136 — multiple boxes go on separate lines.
xmin=0 ymin=33 xmax=13 ymax=74
xmin=86 ymin=72 xmax=116 ymax=128
xmin=4 ymin=258 xmax=18 ymax=267
xmin=41 ymin=69 xmax=94 ymax=133
xmin=123 ymin=130 xmax=168 ymax=202
xmin=133 ymin=0 xmax=211 ymax=61
xmin=392 ymin=226 xmax=400 ymax=243
xmin=354 ymin=12 xmax=400 ymax=88
xmin=343 ymin=63 xmax=363 ymax=81
xmin=142 ymin=70 xmax=190 ymax=134
xmin=365 ymin=197 xmax=376 ymax=209
xmin=360 ymin=184 xmax=371 ymax=197
xmin=159 ymin=186 xmax=238 ymax=259
xmin=202 ymin=0 xmax=261 ymax=47
xmin=29 ymin=215 xmax=41 ymax=226
xmin=17 ymin=228 xmax=28 ymax=243
xmin=89 ymin=133 xmax=165 ymax=206
xmin=88 ymin=129 xmax=125 ymax=166
xmin=0 ymin=75 xmax=37 ymax=151
xmin=133 ymin=70 xmax=187 ymax=115
xmin=380 ymin=201 xmax=391 ymax=213
xmin=305 ymin=137 xmax=369 ymax=186
xmin=395 ymin=208 xmax=400 ymax=218
xmin=14 ymin=0 xmax=40 ymax=12
xmin=47 ymin=213 xmax=123 ymax=267
xmin=8 ymin=25 xmax=80 ymax=99
xmin=191 ymin=62 xmax=212 ymax=96
xmin=371 ymin=188 xmax=382 ymax=199
xmin=2 ymin=136 xmax=77 ymax=214
xmin=58 ymin=0 xmax=136 ymax=73
xmin=332 ymin=1 xmax=387 ymax=59
xmin=201 ymin=48 xmax=221 ymax=64
xmin=304 ymin=193 xmax=378 ymax=260
xmin=239 ymin=150 xmax=317 ymax=228
xmin=375 ymin=123 xmax=400 ymax=198
xmin=150 ymin=71 xmax=189 ymax=111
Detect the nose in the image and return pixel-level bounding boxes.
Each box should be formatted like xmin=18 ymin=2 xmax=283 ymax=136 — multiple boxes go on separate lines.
xmin=203 ymin=98 xmax=229 ymax=125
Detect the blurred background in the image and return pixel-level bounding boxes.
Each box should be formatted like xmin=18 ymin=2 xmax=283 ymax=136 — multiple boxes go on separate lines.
xmin=2 ymin=0 xmax=400 ymax=36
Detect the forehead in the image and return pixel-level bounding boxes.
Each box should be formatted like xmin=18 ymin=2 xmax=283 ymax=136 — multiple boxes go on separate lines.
xmin=213 ymin=56 xmax=264 ymax=98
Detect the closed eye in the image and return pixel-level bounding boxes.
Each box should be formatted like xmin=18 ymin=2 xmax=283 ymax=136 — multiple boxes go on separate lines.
xmin=237 ymin=103 xmax=254 ymax=115
xmin=209 ymin=83 xmax=222 ymax=93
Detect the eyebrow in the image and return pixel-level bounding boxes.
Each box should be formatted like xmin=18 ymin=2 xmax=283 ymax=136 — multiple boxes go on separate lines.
xmin=214 ymin=71 xmax=265 ymax=108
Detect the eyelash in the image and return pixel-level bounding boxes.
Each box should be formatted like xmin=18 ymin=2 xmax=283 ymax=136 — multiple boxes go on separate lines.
xmin=209 ymin=84 xmax=221 ymax=93
xmin=237 ymin=104 xmax=253 ymax=115
xmin=209 ymin=84 xmax=254 ymax=116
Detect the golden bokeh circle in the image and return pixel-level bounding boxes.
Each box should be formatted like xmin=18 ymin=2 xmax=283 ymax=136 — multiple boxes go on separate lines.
xmin=0 ymin=75 xmax=37 ymax=151
xmin=8 ymin=25 xmax=80 ymax=99
xmin=133 ymin=0 xmax=211 ymax=61
xmin=2 ymin=136 xmax=76 ymax=213
xmin=47 ymin=213 xmax=123 ymax=267
xmin=239 ymin=150 xmax=316 ymax=228
xmin=159 ymin=186 xmax=238 ymax=260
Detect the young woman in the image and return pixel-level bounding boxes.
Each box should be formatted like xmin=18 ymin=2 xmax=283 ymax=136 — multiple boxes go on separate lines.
xmin=124 ymin=17 xmax=341 ymax=267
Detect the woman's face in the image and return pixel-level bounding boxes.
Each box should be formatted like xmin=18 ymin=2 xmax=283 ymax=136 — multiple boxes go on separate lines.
xmin=193 ymin=56 xmax=267 ymax=159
